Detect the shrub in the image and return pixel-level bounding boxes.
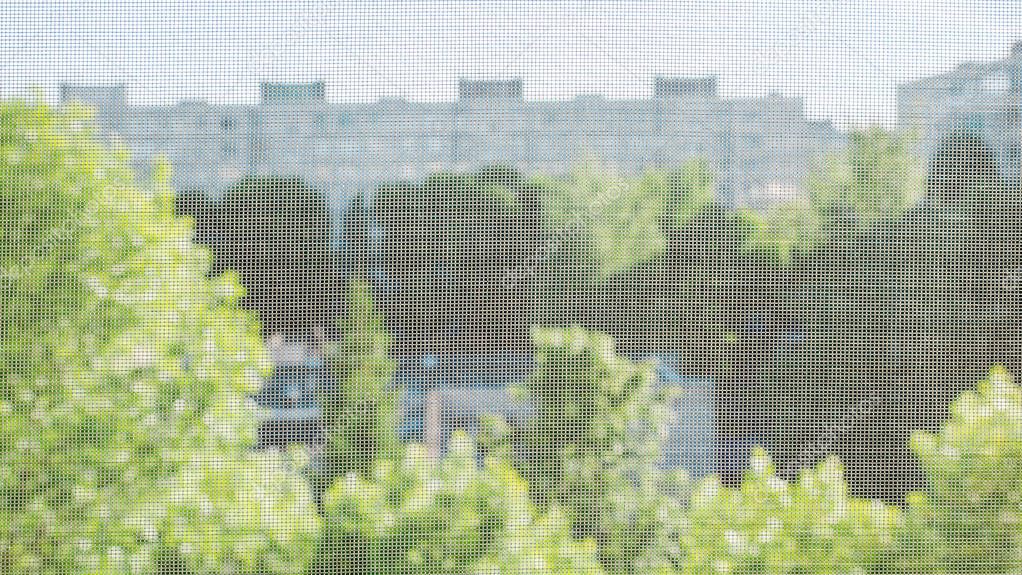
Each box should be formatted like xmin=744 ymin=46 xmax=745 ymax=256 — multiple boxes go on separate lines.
xmin=313 ymin=279 xmax=399 ymax=499
xmin=495 ymin=326 xmax=690 ymax=574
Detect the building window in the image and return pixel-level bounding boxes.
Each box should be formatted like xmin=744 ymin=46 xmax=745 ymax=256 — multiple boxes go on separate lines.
xmin=314 ymin=138 xmax=332 ymax=158
xmin=220 ymin=117 xmax=236 ymax=130
xmin=340 ymin=138 xmax=358 ymax=158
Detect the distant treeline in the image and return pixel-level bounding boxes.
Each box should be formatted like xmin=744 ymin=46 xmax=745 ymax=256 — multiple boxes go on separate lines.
xmin=175 ymin=128 xmax=1022 ymax=500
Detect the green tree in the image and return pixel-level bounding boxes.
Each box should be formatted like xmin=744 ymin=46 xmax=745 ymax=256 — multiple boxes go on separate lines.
xmin=313 ymin=279 xmax=399 ymax=497
xmin=538 ymin=163 xmax=666 ymax=279
xmin=894 ymin=366 xmax=1022 ymax=573
xmin=765 ymin=128 xmax=1019 ymax=499
xmin=743 ymin=200 xmax=823 ymax=264
xmin=535 ymin=161 xmax=721 ymax=338
xmin=659 ymin=159 xmax=716 ymax=232
xmin=314 ymin=432 xmax=605 ymax=575
xmin=374 ymin=166 xmax=545 ymax=350
xmin=340 ymin=194 xmax=371 ymax=279
xmin=0 ymin=101 xmax=320 ymax=574
xmin=679 ymin=449 xmax=899 ymax=575
xmin=807 ymin=127 xmax=924 ymax=234
xmin=173 ymin=189 xmax=215 ymax=246
xmin=493 ymin=326 xmax=690 ymax=575
xmin=180 ymin=176 xmax=339 ymax=339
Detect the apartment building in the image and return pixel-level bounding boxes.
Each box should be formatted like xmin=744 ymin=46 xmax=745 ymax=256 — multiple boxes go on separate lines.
xmin=62 ymin=77 xmax=845 ymax=220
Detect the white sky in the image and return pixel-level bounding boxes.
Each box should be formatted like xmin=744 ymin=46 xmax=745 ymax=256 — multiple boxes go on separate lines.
xmin=1 ymin=0 xmax=1020 ymax=129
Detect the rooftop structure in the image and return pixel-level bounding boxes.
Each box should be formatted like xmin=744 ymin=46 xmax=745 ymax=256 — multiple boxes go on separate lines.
xmin=260 ymin=81 xmax=326 ymax=104
xmin=898 ymin=41 xmax=1022 ymax=185
xmin=458 ymin=78 xmax=524 ymax=100
xmin=654 ymin=75 xmax=717 ymax=98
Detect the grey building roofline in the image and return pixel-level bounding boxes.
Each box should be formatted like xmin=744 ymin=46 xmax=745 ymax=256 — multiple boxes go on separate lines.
xmin=899 ymin=40 xmax=1022 ymax=89
xmin=654 ymin=76 xmax=718 ymax=98
xmin=457 ymin=78 xmax=524 ymax=100
xmin=259 ymin=81 xmax=326 ymax=104
xmin=56 ymin=77 xmax=833 ymax=110
xmin=59 ymin=84 xmax=126 ymax=104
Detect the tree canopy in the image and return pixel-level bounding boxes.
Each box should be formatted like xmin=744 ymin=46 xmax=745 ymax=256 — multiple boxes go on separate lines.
xmin=315 ymin=433 xmax=605 ymax=575
xmin=488 ymin=326 xmax=690 ymax=575
xmin=0 ymin=101 xmax=320 ymax=575
xmin=176 ymin=176 xmax=340 ymax=340
xmin=313 ymin=279 xmax=400 ymax=498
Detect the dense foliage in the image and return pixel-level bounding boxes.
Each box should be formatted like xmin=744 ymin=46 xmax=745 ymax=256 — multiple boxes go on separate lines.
xmin=670 ymin=365 xmax=1022 ymax=575
xmin=680 ymin=451 xmax=899 ymax=575
xmin=763 ymin=129 xmax=1022 ymax=498
xmin=7 ymin=100 xmax=1022 ymax=574
xmin=488 ymin=326 xmax=689 ymax=575
xmin=538 ymin=164 xmax=666 ymax=279
xmin=314 ymin=432 xmax=605 ymax=575
xmin=371 ymin=166 xmax=548 ymax=350
xmin=896 ymin=366 xmax=1022 ymax=573
xmin=0 ymin=102 xmax=320 ymax=574
xmin=313 ymin=279 xmax=400 ymax=497
xmin=806 ymin=127 xmax=924 ymax=233
xmin=175 ymin=176 xmax=339 ymax=339
xmin=172 ymin=129 xmax=1022 ymax=500
xmin=362 ymin=159 xmax=722 ymax=351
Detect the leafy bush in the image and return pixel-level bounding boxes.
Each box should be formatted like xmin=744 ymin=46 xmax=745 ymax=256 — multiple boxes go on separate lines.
xmin=493 ymin=326 xmax=690 ymax=574
xmin=742 ymin=200 xmax=824 ymax=263
xmin=894 ymin=366 xmax=1022 ymax=573
xmin=0 ymin=101 xmax=320 ymax=574
xmin=314 ymin=432 xmax=604 ymax=575
xmin=677 ymin=367 xmax=1022 ymax=575
xmin=679 ymin=449 xmax=899 ymax=575
xmin=659 ymin=159 xmax=716 ymax=231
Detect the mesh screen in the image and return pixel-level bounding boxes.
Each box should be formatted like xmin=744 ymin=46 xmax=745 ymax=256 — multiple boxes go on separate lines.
xmin=3 ymin=2 xmax=1022 ymax=574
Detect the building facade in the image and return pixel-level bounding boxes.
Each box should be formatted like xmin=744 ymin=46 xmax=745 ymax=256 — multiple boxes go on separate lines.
xmin=62 ymin=77 xmax=845 ymax=221
xmin=899 ymin=41 xmax=1022 ymax=185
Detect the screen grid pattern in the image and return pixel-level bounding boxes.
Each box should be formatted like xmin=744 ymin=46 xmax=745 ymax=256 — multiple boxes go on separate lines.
xmin=2 ymin=2 xmax=1022 ymax=574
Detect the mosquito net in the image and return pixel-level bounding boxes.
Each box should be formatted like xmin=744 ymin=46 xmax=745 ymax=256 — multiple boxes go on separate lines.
xmin=2 ymin=2 xmax=1022 ymax=574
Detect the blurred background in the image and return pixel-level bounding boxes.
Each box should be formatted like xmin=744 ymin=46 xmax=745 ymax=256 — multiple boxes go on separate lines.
xmin=3 ymin=2 xmax=1022 ymax=574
